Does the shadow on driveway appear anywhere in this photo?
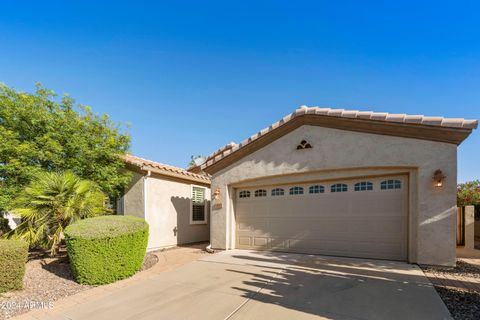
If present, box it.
[208,250,452,320]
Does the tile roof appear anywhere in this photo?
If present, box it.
[123,154,210,184]
[201,105,478,170]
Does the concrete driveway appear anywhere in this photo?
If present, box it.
[45,250,450,320]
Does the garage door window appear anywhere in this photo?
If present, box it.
[354,182,373,191]
[191,186,207,224]
[309,185,325,194]
[380,180,401,190]
[254,189,267,197]
[289,186,304,195]
[271,188,285,196]
[239,190,250,198]
[331,183,348,193]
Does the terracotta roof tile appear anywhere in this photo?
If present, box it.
[404,115,423,124]
[200,106,478,170]
[123,154,210,184]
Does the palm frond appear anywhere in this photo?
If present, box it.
[12,171,109,256]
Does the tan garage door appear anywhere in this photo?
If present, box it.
[235,176,408,261]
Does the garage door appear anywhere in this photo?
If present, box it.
[235,176,408,261]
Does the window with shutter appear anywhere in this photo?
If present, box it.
[191,186,207,224]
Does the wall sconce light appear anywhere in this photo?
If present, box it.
[213,188,221,201]
[212,188,222,210]
[432,169,446,188]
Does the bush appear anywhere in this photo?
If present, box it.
[0,239,28,292]
[457,180,480,206]
[65,215,148,285]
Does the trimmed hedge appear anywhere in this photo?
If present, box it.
[65,215,149,285]
[0,239,28,293]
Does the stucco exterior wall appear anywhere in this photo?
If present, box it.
[118,171,145,219]
[119,171,210,250]
[210,125,457,266]
[145,176,210,250]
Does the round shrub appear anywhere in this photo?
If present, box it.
[0,239,28,293]
[65,215,149,285]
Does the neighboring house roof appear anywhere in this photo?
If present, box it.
[123,154,211,185]
[201,105,478,174]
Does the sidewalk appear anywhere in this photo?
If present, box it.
[13,244,209,320]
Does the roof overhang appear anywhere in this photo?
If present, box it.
[122,154,211,186]
[202,111,477,175]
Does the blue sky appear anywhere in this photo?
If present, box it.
[0,1,479,182]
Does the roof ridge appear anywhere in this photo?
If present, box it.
[122,154,210,183]
[201,105,478,170]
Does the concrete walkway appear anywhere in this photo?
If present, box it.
[17,250,451,320]
[13,244,209,320]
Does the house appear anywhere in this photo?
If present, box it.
[197,106,478,266]
[118,154,211,251]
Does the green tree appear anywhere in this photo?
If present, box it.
[457,180,480,206]
[188,155,205,168]
[9,171,109,256]
[0,83,131,211]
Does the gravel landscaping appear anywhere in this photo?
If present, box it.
[0,251,158,320]
[434,286,480,320]
[422,260,480,279]
[421,260,480,320]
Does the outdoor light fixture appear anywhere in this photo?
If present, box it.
[432,169,446,188]
[212,188,222,210]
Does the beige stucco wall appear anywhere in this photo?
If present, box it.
[210,125,457,266]
[118,171,145,219]
[119,171,210,250]
[145,176,210,250]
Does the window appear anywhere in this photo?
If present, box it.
[354,181,373,191]
[254,189,267,197]
[309,185,325,194]
[331,183,348,193]
[239,190,250,198]
[289,186,304,195]
[191,186,207,224]
[380,179,401,190]
[271,188,285,196]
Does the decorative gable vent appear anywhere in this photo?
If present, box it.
[296,140,312,150]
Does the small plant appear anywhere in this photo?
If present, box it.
[9,171,109,256]
[65,215,148,285]
[0,239,28,293]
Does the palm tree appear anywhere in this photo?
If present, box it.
[8,171,109,256]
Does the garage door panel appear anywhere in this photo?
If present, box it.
[238,216,405,235]
[238,237,252,246]
[235,176,408,260]
[237,218,268,233]
[305,197,350,215]
[270,239,288,249]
